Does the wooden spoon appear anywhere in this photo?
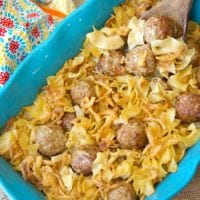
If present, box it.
[141,0,193,37]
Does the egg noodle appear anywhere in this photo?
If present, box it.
[0,0,200,199]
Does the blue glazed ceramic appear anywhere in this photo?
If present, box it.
[0,1,199,200]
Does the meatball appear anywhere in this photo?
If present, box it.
[144,16,182,43]
[62,112,76,131]
[35,125,66,157]
[107,182,137,200]
[175,93,200,123]
[70,81,95,106]
[117,119,147,149]
[125,45,155,76]
[96,51,125,76]
[136,1,152,18]
[71,145,97,176]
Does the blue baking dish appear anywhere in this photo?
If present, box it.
[0,0,199,200]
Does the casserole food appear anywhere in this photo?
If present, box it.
[0,0,200,200]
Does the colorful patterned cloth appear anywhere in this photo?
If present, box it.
[0,0,57,87]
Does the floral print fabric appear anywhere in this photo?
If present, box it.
[0,0,56,87]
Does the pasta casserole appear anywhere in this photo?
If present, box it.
[0,0,200,199]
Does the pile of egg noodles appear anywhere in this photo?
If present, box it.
[0,0,200,199]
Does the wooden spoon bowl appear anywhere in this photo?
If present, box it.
[141,0,193,37]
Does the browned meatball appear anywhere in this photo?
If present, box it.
[125,45,155,76]
[107,182,137,200]
[70,81,95,106]
[117,119,147,149]
[62,112,76,131]
[71,145,97,176]
[144,16,182,43]
[175,93,200,123]
[96,51,125,76]
[136,1,153,18]
[35,125,66,157]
